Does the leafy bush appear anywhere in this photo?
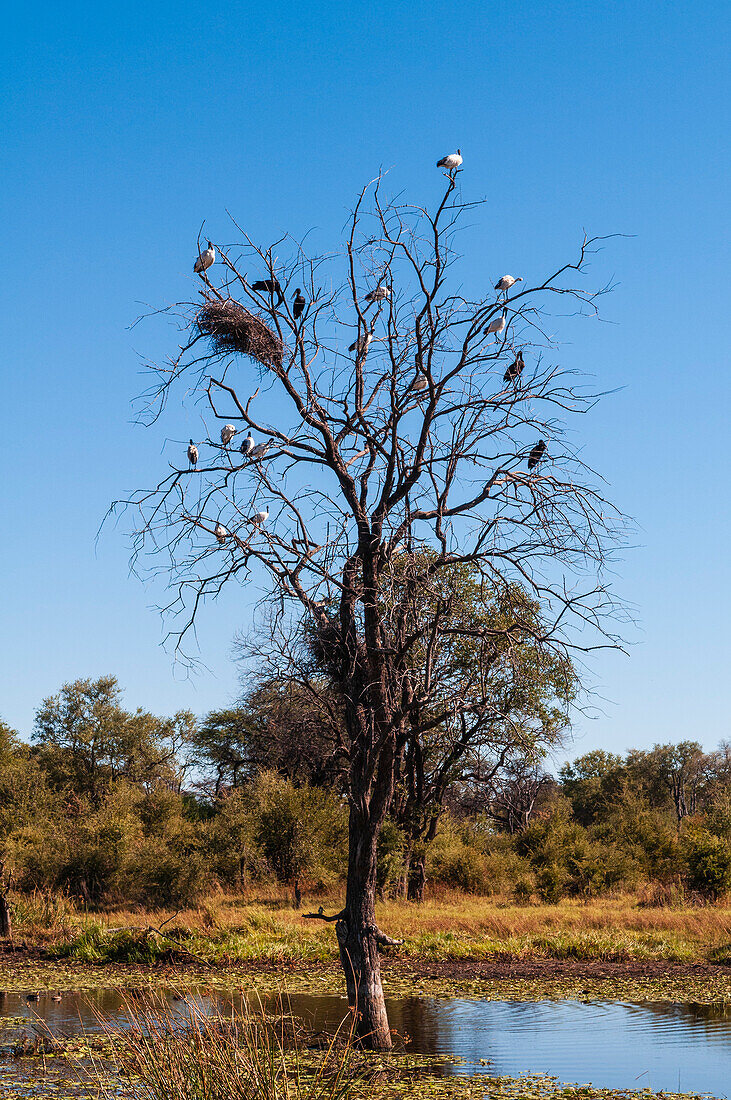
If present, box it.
[683,828,731,899]
[245,772,347,885]
[430,840,486,892]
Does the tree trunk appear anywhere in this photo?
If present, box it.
[407,856,426,903]
[0,892,11,939]
[337,810,392,1050]
[398,843,413,901]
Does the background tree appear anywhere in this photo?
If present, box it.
[33,677,191,804]
[385,565,576,899]
[116,167,624,1047]
[193,707,258,796]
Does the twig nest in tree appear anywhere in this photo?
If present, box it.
[195,298,283,369]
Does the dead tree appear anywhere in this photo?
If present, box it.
[114,167,626,1048]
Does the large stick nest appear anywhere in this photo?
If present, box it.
[195,298,283,369]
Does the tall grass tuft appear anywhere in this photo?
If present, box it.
[98,993,361,1100]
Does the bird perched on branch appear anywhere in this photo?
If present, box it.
[412,373,428,392]
[495,274,523,293]
[250,441,271,460]
[527,440,546,470]
[349,332,373,358]
[504,352,525,383]
[187,440,198,467]
[220,424,236,445]
[194,241,215,274]
[252,507,269,526]
[436,149,462,170]
[364,285,390,307]
[240,433,254,456]
[251,279,284,304]
[214,522,229,544]
[484,308,508,339]
[292,288,306,319]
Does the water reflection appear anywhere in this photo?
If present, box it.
[0,989,729,1097]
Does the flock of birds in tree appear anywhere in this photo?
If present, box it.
[189,149,547,546]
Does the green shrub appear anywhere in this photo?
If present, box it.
[513,877,534,904]
[245,772,347,885]
[683,828,731,900]
[376,819,406,897]
[430,842,486,892]
[535,863,566,903]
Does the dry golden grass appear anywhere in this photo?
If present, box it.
[40,887,731,964]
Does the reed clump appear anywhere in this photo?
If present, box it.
[102,993,361,1100]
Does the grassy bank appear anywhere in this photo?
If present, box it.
[3,888,731,1002]
[13,888,731,966]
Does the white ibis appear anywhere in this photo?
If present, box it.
[250,441,271,460]
[436,149,463,170]
[495,275,523,293]
[293,288,306,319]
[194,241,215,274]
[214,522,229,543]
[252,507,269,525]
[349,332,373,357]
[504,352,525,383]
[527,440,546,470]
[365,285,390,307]
[484,309,508,339]
[220,424,236,445]
[187,440,198,467]
[251,279,283,304]
[240,433,255,456]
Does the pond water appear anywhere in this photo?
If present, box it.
[1,989,730,1098]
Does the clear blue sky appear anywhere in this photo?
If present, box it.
[1,1,729,758]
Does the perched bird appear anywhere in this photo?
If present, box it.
[240,433,255,456]
[495,275,523,293]
[436,149,463,170]
[252,507,269,525]
[349,332,373,357]
[292,288,306,319]
[412,373,428,392]
[364,284,390,307]
[220,424,236,445]
[504,351,525,383]
[484,308,508,338]
[250,441,271,460]
[194,241,215,274]
[251,279,283,303]
[187,440,198,467]
[214,522,229,544]
[527,439,546,470]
